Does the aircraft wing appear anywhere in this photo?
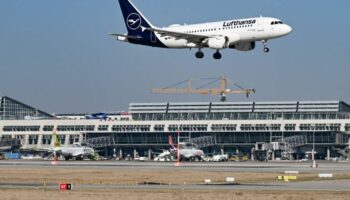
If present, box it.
[146,27,210,44]
[33,147,54,152]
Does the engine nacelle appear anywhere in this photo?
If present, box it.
[226,34,240,46]
[208,36,227,49]
[231,42,256,51]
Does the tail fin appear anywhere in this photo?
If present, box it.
[118,0,154,36]
[168,135,176,150]
[53,129,60,148]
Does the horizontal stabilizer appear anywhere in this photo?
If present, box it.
[108,33,141,40]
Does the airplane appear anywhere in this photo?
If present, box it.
[154,136,204,161]
[24,116,45,120]
[50,130,95,160]
[168,135,204,161]
[110,0,292,59]
[0,138,21,152]
[85,112,109,120]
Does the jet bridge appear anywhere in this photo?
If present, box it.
[254,136,307,160]
[86,136,115,149]
[190,136,216,148]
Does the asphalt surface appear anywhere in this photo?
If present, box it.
[0,160,349,173]
[0,160,349,191]
[0,180,350,191]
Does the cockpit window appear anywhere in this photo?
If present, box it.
[271,21,283,25]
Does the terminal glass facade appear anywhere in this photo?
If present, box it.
[129,101,350,121]
[0,96,54,120]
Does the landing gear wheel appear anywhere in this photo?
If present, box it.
[195,51,204,59]
[213,51,222,60]
[262,40,269,53]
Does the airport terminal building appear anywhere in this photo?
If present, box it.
[1,95,350,160]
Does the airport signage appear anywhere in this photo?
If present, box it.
[318,173,333,178]
[284,171,299,174]
[204,179,211,184]
[59,183,73,191]
[277,176,297,181]
[226,177,235,183]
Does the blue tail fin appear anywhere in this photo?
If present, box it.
[118,0,154,36]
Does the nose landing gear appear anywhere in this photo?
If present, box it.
[262,40,270,53]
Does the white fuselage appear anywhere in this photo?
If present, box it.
[53,144,94,159]
[157,17,292,49]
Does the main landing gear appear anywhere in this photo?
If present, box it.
[195,50,204,59]
[262,40,270,53]
[195,49,222,60]
[213,50,222,60]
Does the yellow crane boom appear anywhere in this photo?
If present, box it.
[152,76,255,101]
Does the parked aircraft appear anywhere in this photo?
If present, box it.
[168,135,204,161]
[50,130,95,160]
[85,112,109,120]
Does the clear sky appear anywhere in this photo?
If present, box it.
[0,0,349,114]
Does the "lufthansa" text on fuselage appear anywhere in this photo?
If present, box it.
[223,19,256,27]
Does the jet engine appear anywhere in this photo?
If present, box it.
[231,42,256,51]
[226,34,240,46]
[207,36,227,49]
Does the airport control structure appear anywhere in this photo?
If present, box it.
[1,95,350,160]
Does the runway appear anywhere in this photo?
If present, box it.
[0,180,350,191]
[0,160,349,173]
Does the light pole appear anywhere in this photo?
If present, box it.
[175,132,180,166]
[311,125,317,168]
[312,131,315,161]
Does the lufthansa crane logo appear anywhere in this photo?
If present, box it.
[126,13,142,30]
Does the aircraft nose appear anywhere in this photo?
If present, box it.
[286,25,292,34]
[283,25,292,35]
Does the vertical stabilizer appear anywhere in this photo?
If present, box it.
[118,0,154,36]
[53,129,60,148]
[168,135,176,150]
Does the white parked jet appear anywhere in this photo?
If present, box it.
[53,142,95,160]
[154,135,204,161]
[49,131,95,160]
[168,135,204,161]
[111,0,292,59]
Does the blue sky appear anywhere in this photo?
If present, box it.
[0,0,350,113]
